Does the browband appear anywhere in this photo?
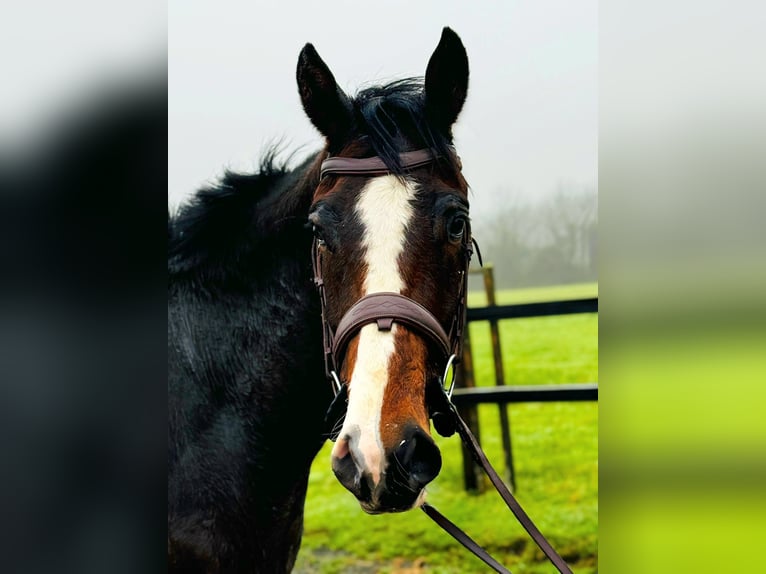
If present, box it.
[320,146,459,179]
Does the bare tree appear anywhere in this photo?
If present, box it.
[473,184,597,288]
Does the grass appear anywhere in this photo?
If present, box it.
[294,283,598,573]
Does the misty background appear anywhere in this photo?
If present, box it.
[169,0,597,289]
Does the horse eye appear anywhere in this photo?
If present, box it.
[448,217,466,241]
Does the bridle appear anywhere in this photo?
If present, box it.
[311,147,574,574]
[312,146,470,424]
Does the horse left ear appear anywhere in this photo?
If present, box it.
[424,27,469,132]
[297,43,354,143]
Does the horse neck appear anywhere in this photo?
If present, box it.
[168,149,332,573]
[169,146,331,434]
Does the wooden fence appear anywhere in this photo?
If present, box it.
[453,266,598,492]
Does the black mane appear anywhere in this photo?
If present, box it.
[168,149,317,277]
[353,78,459,175]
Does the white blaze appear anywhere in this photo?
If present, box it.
[331,175,417,485]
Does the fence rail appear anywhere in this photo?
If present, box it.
[451,382,598,406]
[466,297,598,322]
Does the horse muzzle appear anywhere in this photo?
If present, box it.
[331,424,442,513]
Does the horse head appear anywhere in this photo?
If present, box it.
[298,28,471,513]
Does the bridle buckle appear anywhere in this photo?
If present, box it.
[442,353,458,400]
[329,370,342,395]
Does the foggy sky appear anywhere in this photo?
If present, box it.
[168,0,597,218]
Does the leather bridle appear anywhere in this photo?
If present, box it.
[312,146,470,406]
[311,147,573,574]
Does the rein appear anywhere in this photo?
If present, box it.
[312,147,573,574]
[421,384,575,574]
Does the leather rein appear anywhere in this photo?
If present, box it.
[311,147,573,574]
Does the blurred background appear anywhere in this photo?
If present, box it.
[0,2,166,574]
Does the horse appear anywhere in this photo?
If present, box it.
[168,27,471,572]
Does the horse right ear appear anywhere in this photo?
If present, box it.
[297,44,353,143]
[424,27,469,132]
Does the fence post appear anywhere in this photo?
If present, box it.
[456,321,485,492]
[482,264,516,492]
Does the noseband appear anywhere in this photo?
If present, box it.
[310,147,573,574]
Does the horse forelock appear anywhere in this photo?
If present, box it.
[353,79,460,178]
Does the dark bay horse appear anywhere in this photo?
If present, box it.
[168,28,471,572]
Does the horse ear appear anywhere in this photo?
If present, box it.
[297,43,353,143]
[424,27,469,131]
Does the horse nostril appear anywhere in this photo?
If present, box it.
[332,450,358,487]
[331,436,359,488]
[394,426,442,487]
[333,436,350,459]
[331,432,378,504]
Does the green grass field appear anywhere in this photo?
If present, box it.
[294,283,598,573]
